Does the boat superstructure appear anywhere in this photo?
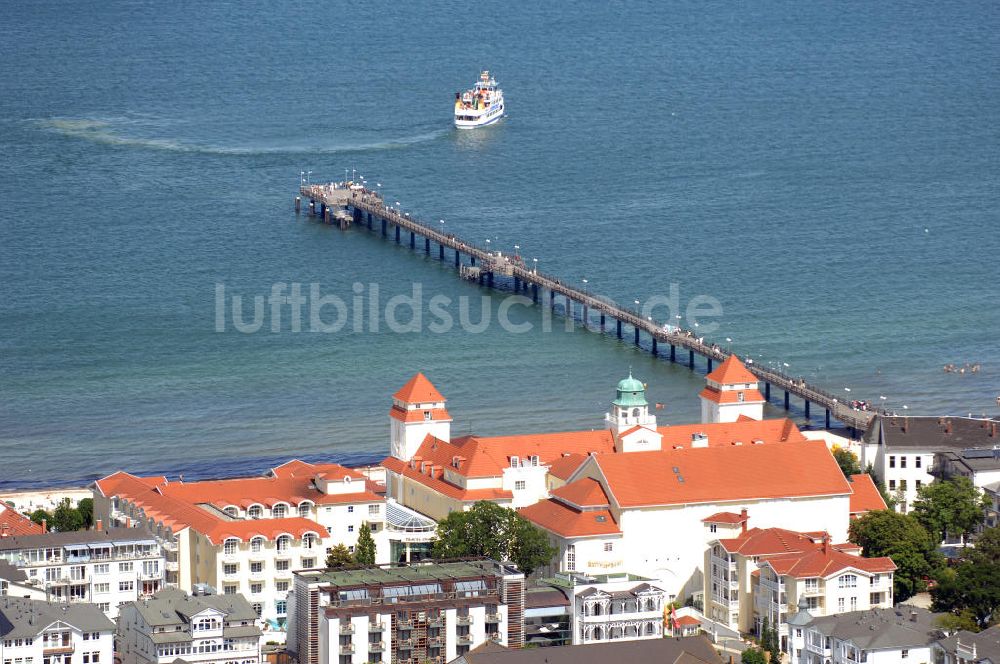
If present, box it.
[454,70,505,128]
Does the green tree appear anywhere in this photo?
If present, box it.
[325,544,354,569]
[833,448,862,478]
[849,509,942,601]
[29,509,51,527]
[77,498,94,529]
[432,501,557,575]
[354,523,376,565]
[912,477,989,543]
[51,498,83,532]
[742,648,767,664]
[932,526,1000,628]
[935,609,981,633]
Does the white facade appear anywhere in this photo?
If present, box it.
[0,599,114,664]
[565,576,667,645]
[0,530,164,619]
[863,447,936,514]
[389,398,451,463]
[700,380,764,424]
[790,624,932,664]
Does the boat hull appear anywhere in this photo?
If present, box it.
[454,105,505,129]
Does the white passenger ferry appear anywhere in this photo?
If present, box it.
[454,71,505,128]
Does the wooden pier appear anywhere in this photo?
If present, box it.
[298,183,876,433]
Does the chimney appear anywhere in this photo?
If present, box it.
[95,519,103,532]
[902,418,909,433]
[1,524,9,538]
[41,519,47,534]
[910,611,918,622]
[741,509,748,535]
[822,532,829,555]
[945,419,953,434]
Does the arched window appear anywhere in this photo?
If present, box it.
[302,533,317,550]
[195,617,219,631]
[250,537,265,553]
[298,502,312,518]
[632,408,640,417]
[645,622,655,635]
[223,538,240,555]
[272,504,288,519]
[276,535,292,552]
[247,505,263,520]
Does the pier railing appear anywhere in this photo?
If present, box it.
[300,185,875,432]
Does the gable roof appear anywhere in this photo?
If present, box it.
[550,478,610,509]
[0,504,44,537]
[702,511,747,525]
[848,473,888,516]
[656,418,805,448]
[547,453,589,481]
[762,546,896,578]
[0,596,114,639]
[518,500,620,539]
[593,440,852,508]
[393,372,445,403]
[705,355,758,385]
[717,527,821,556]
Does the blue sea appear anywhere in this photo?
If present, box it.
[1,0,998,490]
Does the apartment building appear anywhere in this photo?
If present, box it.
[291,559,525,664]
[862,415,999,513]
[116,587,263,664]
[93,460,387,639]
[0,596,114,664]
[0,527,164,618]
[556,573,667,645]
[787,606,943,664]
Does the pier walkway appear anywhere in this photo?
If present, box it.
[298,183,875,433]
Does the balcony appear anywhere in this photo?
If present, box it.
[428,636,444,647]
[339,623,354,635]
[457,634,474,645]
[43,645,74,655]
[485,611,501,623]
[428,616,444,627]
[161,540,178,552]
[398,638,414,649]
[456,615,474,626]
[165,560,179,572]
[338,644,354,655]
[368,641,384,653]
[368,622,385,632]
[396,619,413,629]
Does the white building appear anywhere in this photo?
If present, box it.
[787,606,943,664]
[545,572,667,645]
[0,527,164,619]
[292,559,525,664]
[0,596,115,664]
[116,587,262,664]
[93,460,388,639]
[699,355,766,424]
[932,624,1000,664]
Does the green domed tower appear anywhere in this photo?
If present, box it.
[605,370,657,435]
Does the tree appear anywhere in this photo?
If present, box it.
[932,526,1000,628]
[833,448,862,478]
[865,464,896,510]
[354,523,376,565]
[29,509,51,527]
[742,648,767,664]
[432,501,557,575]
[51,498,83,532]
[325,544,354,569]
[912,477,989,543]
[935,609,981,633]
[77,498,94,529]
[849,509,942,601]
[761,615,780,658]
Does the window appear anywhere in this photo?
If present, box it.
[902,650,909,659]
[889,456,896,468]
[276,600,287,615]
[194,618,219,631]
[368,504,380,515]
[276,559,290,571]
[302,558,315,568]
[250,562,263,574]
[510,456,519,468]
[93,564,109,575]
[272,504,287,519]
[276,581,289,592]
[298,502,312,518]
[566,545,576,572]
[804,578,819,592]
[223,564,238,576]
[250,583,263,595]
[251,603,262,617]
[223,538,239,555]
[900,456,907,469]
[710,524,717,533]
[915,456,922,469]
[247,505,263,519]
[871,574,880,585]
[302,533,317,549]
[738,391,745,402]
[348,506,354,513]
[348,526,354,533]
[889,480,896,491]
[838,574,857,588]
[423,411,431,421]
[251,537,264,553]
[850,596,857,610]
[118,562,133,573]
[900,480,907,491]
[276,535,291,552]
[223,506,238,517]
[94,583,109,594]
[119,581,134,592]
[603,542,613,552]
[224,585,238,595]
[916,480,922,490]
[838,597,845,612]
[515,481,526,491]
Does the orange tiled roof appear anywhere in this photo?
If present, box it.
[848,473,888,515]
[718,527,820,556]
[656,418,804,448]
[0,504,45,536]
[208,517,325,543]
[393,373,445,403]
[519,500,620,538]
[381,456,513,503]
[389,406,452,423]
[698,387,766,405]
[547,453,589,481]
[702,511,747,524]
[551,478,611,508]
[594,440,851,507]
[705,355,758,385]
[157,473,381,509]
[763,547,896,578]
[675,615,700,626]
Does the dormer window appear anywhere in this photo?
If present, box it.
[272,504,288,519]
[510,456,519,468]
[423,411,431,421]
[738,391,745,402]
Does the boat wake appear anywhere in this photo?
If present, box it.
[35,117,447,155]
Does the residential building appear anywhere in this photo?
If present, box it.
[521,436,855,601]
[451,634,725,664]
[787,606,943,664]
[0,595,114,664]
[0,561,44,600]
[521,585,571,647]
[542,572,667,645]
[383,365,810,522]
[0,506,44,538]
[116,587,263,664]
[291,559,525,664]
[92,460,387,638]
[0,527,164,618]
[932,624,1000,664]
[861,415,1000,513]
[704,515,894,649]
